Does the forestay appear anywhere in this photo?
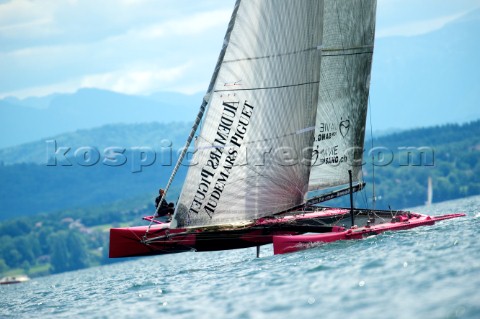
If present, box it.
[308,0,377,191]
[172,0,325,228]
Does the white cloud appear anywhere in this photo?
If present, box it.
[0,0,58,40]
[2,7,230,64]
[0,0,233,47]
[376,11,471,38]
[0,1,233,98]
[0,62,193,98]
[0,80,79,98]
[0,18,52,34]
[0,0,50,25]
[4,0,475,99]
[80,63,192,95]
[115,9,231,40]
[147,9,230,37]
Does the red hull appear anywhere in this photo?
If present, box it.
[273,213,466,255]
[109,209,349,258]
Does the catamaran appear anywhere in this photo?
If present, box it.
[109,0,463,258]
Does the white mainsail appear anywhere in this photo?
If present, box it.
[308,0,377,190]
[172,0,325,228]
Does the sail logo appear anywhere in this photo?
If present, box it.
[312,145,348,166]
[315,122,338,142]
[339,118,351,138]
[318,122,337,133]
[316,131,337,142]
[187,100,254,219]
[223,80,242,87]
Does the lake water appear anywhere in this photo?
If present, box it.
[2,196,480,319]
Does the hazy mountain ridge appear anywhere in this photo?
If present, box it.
[0,89,203,148]
[0,159,187,221]
[370,120,480,148]
[0,122,193,165]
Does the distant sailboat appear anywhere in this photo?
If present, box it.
[426,176,433,206]
[109,0,463,258]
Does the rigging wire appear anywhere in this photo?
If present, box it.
[369,98,376,210]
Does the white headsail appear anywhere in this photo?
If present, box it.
[172,0,325,228]
[308,0,377,191]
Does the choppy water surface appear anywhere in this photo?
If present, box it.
[2,196,480,319]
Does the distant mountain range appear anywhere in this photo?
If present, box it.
[1,9,479,150]
[0,89,203,148]
[0,122,192,165]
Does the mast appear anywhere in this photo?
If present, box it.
[349,170,355,226]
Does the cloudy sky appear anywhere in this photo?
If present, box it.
[1,0,479,98]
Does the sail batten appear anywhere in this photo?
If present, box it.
[214,80,321,93]
[223,47,320,64]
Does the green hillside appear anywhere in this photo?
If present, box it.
[0,121,192,165]
[0,122,192,220]
[0,200,152,277]
[0,161,186,220]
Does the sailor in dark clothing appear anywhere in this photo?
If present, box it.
[155,189,174,220]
